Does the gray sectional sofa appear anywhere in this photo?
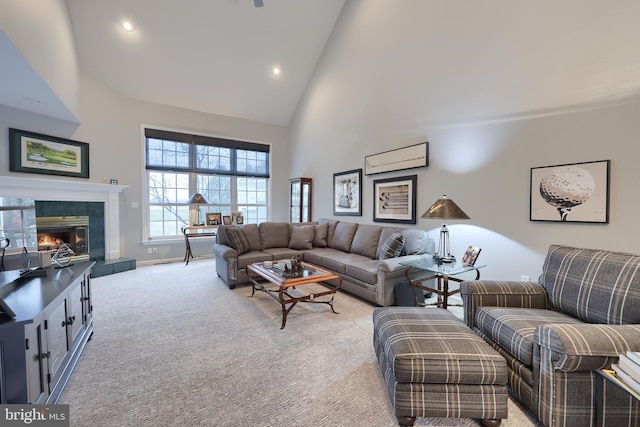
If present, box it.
[212,219,435,306]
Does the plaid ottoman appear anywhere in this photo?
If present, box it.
[373,307,508,427]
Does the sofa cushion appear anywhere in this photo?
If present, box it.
[313,223,329,247]
[378,231,405,260]
[241,223,262,252]
[301,247,339,266]
[350,224,382,259]
[401,229,432,255]
[329,222,358,252]
[263,248,304,260]
[288,225,315,250]
[541,245,640,324]
[345,260,379,285]
[322,252,371,274]
[225,227,251,255]
[475,307,582,367]
[259,222,290,249]
[237,251,273,269]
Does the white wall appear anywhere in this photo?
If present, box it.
[3,1,640,272]
[0,68,290,262]
[290,1,640,281]
[0,0,79,120]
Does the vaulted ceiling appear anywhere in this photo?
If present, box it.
[2,1,640,127]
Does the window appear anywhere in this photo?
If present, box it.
[0,197,37,253]
[145,129,270,238]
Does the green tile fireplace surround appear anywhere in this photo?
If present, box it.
[35,201,135,277]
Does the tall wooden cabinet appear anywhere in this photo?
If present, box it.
[0,262,94,404]
[289,177,312,223]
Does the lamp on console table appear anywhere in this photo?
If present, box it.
[187,193,209,226]
[421,195,469,263]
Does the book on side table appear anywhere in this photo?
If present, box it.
[611,351,640,395]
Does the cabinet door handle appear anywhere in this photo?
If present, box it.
[41,351,51,360]
[62,316,76,327]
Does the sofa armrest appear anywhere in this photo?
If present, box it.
[535,323,640,372]
[377,254,424,274]
[213,243,238,260]
[461,280,548,329]
[375,255,437,306]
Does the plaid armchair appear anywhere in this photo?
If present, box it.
[461,245,640,427]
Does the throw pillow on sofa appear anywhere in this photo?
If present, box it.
[288,225,315,250]
[378,231,405,259]
[225,227,251,255]
[401,229,431,255]
[313,223,328,247]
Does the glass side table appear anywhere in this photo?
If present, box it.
[399,256,486,309]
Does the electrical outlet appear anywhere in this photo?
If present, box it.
[152,247,158,254]
[147,248,152,254]
[521,275,530,282]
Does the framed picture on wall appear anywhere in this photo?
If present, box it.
[364,142,428,175]
[9,128,90,179]
[530,160,610,223]
[373,175,417,224]
[333,168,362,216]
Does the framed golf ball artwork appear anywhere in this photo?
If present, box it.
[530,160,610,223]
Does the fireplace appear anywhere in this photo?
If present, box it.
[36,216,91,264]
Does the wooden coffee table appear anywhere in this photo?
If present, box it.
[246,261,341,329]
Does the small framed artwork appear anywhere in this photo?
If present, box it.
[9,128,90,178]
[223,215,232,225]
[333,168,362,216]
[231,211,242,224]
[530,160,610,223]
[236,216,244,224]
[373,175,417,224]
[461,246,481,266]
[206,212,222,226]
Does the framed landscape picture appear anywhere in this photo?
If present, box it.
[373,175,417,224]
[333,168,362,216]
[9,128,90,178]
[530,160,610,223]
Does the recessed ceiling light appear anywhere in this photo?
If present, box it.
[122,21,134,32]
[272,66,281,76]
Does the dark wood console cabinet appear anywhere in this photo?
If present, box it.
[0,262,94,404]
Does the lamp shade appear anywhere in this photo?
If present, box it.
[421,195,469,220]
[187,193,208,204]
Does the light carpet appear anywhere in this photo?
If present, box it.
[58,259,541,426]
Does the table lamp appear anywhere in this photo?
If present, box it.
[187,193,208,225]
[421,195,469,263]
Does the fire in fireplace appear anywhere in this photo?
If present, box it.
[36,216,90,264]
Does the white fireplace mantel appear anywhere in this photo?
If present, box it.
[0,176,127,260]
